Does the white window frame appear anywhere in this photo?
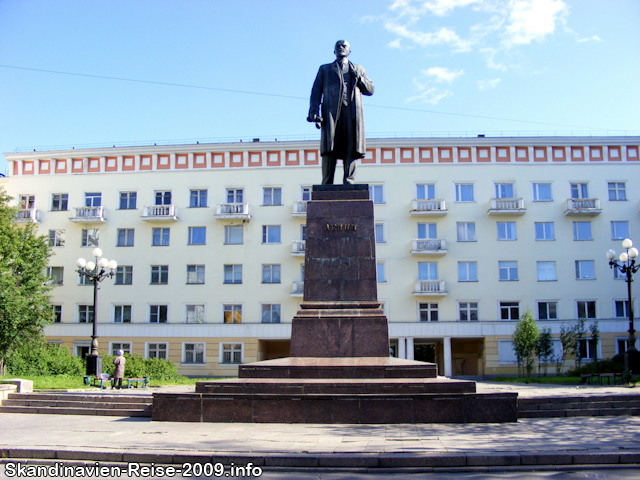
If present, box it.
[570,182,589,199]
[262,225,281,244]
[114,266,133,285]
[219,342,243,365]
[418,302,439,322]
[577,338,601,362]
[51,193,69,211]
[607,182,626,201]
[84,192,102,207]
[417,223,437,240]
[458,301,479,322]
[458,262,478,282]
[611,221,630,240]
[222,304,243,324]
[262,186,283,206]
[456,222,476,242]
[152,227,170,246]
[537,261,557,282]
[184,304,205,324]
[497,222,517,241]
[455,183,475,202]
[119,191,137,210]
[116,228,135,247]
[186,265,205,284]
[613,299,638,319]
[183,342,206,365]
[224,225,243,245]
[187,226,206,245]
[300,186,312,201]
[534,222,555,241]
[418,262,438,281]
[532,183,553,202]
[149,304,169,324]
[416,183,435,200]
[261,303,282,323]
[499,301,520,321]
[81,228,99,247]
[46,266,64,286]
[112,304,132,324]
[145,342,168,360]
[537,301,559,321]
[150,265,169,284]
[226,188,244,204]
[375,221,387,244]
[573,221,592,241]
[262,264,281,284]
[369,184,386,204]
[377,260,388,283]
[155,190,172,206]
[223,264,243,284]
[498,340,518,365]
[52,304,62,323]
[189,189,208,208]
[494,183,515,199]
[499,261,518,281]
[576,300,597,320]
[109,342,131,356]
[615,337,640,355]
[77,304,94,324]
[575,260,595,280]
[48,229,65,247]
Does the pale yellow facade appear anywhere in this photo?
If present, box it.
[2,136,638,377]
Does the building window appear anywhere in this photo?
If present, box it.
[220,343,242,364]
[575,261,595,280]
[85,192,102,207]
[261,304,281,323]
[416,184,435,200]
[113,305,132,323]
[187,265,205,284]
[117,228,134,247]
[537,261,557,281]
[52,305,62,323]
[223,304,242,324]
[155,190,172,205]
[224,225,243,245]
[495,183,514,198]
[301,186,312,201]
[262,225,281,244]
[78,271,91,286]
[578,339,597,361]
[369,184,385,204]
[532,183,552,201]
[377,261,387,283]
[151,266,169,284]
[119,192,137,210]
[262,264,281,284]
[616,338,640,355]
[535,222,555,241]
[418,223,437,239]
[455,183,474,202]
[78,305,94,323]
[456,222,476,242]
[419,303,439,322]
[46,267,64,286]
[149,305,168,323]
[48,229,65,247]
[573,221,592,241]
[189,189,208,208]
[614,300,635,319]
[188,227,206,245]
[51,193,68,211]
[614,268,625,280]
[110,343,131,356]
[500,302,519,321]
[459,302,478,321]
[499,261,518,281]
[608,182,626,201]
[81,229,99,247]
[458,262,477,282]
[185,305,205,324]
[147,343,167,360]
[19,194,35,209]
[226,188,243,203]
[114,266,133,285]
[152,228,170,246]
[538,301,558,321]
[184,343,205,364]
[611,221,629,240]
[570,183,588,199]
[374,222,387,243]
[577,300,596,319]
[224,265,242,284]
[497,222,516,241]
[418,262,438,280]
[263,187,282,206]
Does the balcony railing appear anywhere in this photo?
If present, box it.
[292,201,307,217]
[291,240,306,256]
[214,203,251,220]
[564,198,602,216]
[488,198,526,215]
[410,199,447,216]
[413,280,447,296]
[69,206,105,223]
[141,204,178,221]
[291,281,304,297]
[15,208,39,223]
[411,239,447,255]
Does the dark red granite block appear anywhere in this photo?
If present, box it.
[312,184,369,201]
[413,396,466,423]
[465,394,518,423]
[202,397,252,422]
[252,397,305,423]
[301,398,334,423]
[333,398,361,423]
[152,394,201,422]
[360,397,414,424]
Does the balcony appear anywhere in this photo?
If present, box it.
[291,281,304,297]
[413,280,447,296]
[487,198,526,215]
[291,240,306,256]
[410,239,447,255]
[214,203,251,220]
[410,199,447,216]
[292,201,307,217]
[15,208,39,223]
[564,198,602,216]
[69,206,105,223]
[141,205,178,221]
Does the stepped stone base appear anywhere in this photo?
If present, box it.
[0,393,152,417]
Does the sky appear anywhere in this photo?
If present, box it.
[1,0,639,174]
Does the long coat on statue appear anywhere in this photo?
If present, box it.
[308,61,374,158]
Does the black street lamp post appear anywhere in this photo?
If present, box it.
[76,248,117,376]
[607,238,639,375]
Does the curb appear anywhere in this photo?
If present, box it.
[2,448,640,470]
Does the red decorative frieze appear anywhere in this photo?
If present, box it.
[496,147,510,162]
[22,161,34,174]
[193,153,206,168]
[627,146,639,161]
[458,147,472,163]
[105,156,118,171]
[400,148,414,163]
[419,147,433,163]
[607,146,621,161]
[362,148,376,164]
[552,146,566,162]
[381,148,395,163]
[285,151,300,166]
[570,147,584,162]
[175,154,189,169]
[515,147,529,162]
[38,159,50,174]
[157,155,170,170]
[533,147,547,162]
[248,152,262,167]
[477,147,491,162]
[55,159,67,173]
[122,156,135,171]
[211,153,225,168]
[304,150,320,165]
[266,151,281,166]
[139,155,152,170]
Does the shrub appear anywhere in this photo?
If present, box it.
[568,358,624,376]
[5,337,84,376]
[100,352,180,381]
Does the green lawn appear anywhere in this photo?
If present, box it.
[0,375,222,390]
[490,376,581,385]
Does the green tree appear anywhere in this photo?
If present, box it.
[558,323,575,373]
[536,327,554,376]
[512,308,539,377]
[573,318,587,370]
[0,187,53,375]
[590,321,600,363]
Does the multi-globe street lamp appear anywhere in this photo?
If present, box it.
[607,238,639,375]
[76,248,118,376]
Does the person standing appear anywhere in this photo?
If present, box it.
[308,40,374,185]
[112,349,126,390]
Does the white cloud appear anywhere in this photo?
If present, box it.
[425,67,465,83]
[407,87,453,104]
[477,78,501,90]
[390,0,482,17]
[577,35,601,43]
[502,0,569,47]
[384,21,473,52]
[388,38,403,49]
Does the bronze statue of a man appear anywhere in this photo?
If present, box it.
[308,40,374,185]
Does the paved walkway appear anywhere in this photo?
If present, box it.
[1,381,639,471]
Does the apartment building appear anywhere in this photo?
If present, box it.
[2,135,638,377]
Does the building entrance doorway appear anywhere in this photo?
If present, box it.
[414,344,436,363]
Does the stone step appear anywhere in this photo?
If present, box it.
[519,407,640,418]
[1,393,152,417]
[517,395,640,418]
[2,399,151,410]
[8,393,152,403]
[0,405,151,416]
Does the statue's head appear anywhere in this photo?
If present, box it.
[334,40,351,59]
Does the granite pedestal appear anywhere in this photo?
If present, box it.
[153,185,517,423]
